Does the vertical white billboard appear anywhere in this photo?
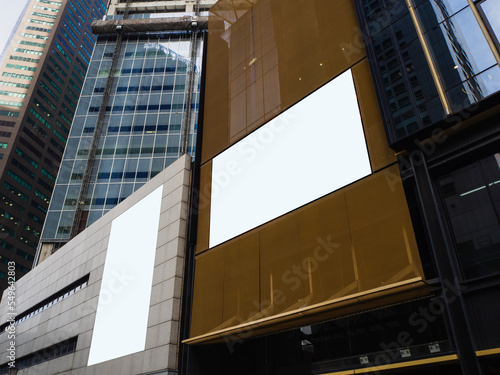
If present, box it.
[88,186,163,366]
[210,69,371,248]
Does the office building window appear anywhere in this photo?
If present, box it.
[15,148,39,169]
[24,25,52,33]
[5,63,36,72]
[357,0,500,143]
[0,337,77,374]
[0,80,30,89]
[42,32,202,240]
[0,100,22,108]
[9,55,40,63]
[2,72,33,80]
[0,90,27,98]
[36,0,62,6]
[27,18,54,26]
[33,5,60,12]
[478,0,500,47]
[0,120,15,127]
[438,153,500,279]
[13,48,43,56]
[20,32,49,40]
[30,11,57,19]
[0,110,19,117]
[7,170,32,190]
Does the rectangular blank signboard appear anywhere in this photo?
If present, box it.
[88,187,163,366]
[210,69,371,248]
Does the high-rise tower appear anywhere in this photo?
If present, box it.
[0,0,108,292]
[36,0,216,264]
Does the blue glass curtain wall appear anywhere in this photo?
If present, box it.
[41,32,203,240]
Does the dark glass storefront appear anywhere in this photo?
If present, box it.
[437,152,500,280]
[187,298,454,375]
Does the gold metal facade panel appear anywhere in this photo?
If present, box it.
[191,232,261,338]
[222,233,260,325]
[351,60,397,171]
[190,166,425,339]
[201,0,366,163]
[191,0,426,342]
[259,215,308,316]
[344,165,424,291]
[297,195,356,306]
[201,15,229,163]
[274,0,366,110]
[190,247,225,337]
[196,161,212,253]
[186,278,427,344]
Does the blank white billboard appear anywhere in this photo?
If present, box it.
[210,69,371,248]
[88,186,163,366]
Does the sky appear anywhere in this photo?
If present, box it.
[0,0,29,54]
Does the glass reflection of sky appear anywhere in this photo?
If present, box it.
[451,8,496,72]
[476,65,500,96]
[437,0,468,17]
[481,0,500,43]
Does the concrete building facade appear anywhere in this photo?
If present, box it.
[0,155,191,375]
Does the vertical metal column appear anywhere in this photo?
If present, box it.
[181,29,199,155]
[181,0,201,155]
[405,0,452,115]
[410,151,483,375]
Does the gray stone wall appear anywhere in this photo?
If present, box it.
[0,155,191,375]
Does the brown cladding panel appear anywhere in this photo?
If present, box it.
[275,0,366,111]
[191,0,426,344]
[297,193,357,306]
[222,232,260,326]
[345,165,423,291]
[351,59,397,171]
[190,167,426,340]
[259,214,308,317]
[201,0,367,163]
[196,161,212,254]
[201,16,229,163]
[190,247,224,337]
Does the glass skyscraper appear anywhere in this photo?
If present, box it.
[358,0,500,142]
[0,0,107,292]
[37,0,213,263]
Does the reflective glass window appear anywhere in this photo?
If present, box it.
[64,184,80,209]
[110,159,124,181]
[43,32,203,240]
[105,184,120,208]
[124,158,138,181]
[438,153,500,279]
[479,0,500,47]
[136,159,150,181]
